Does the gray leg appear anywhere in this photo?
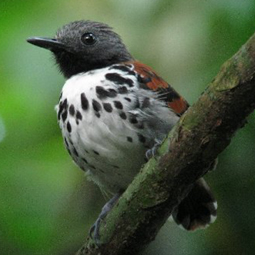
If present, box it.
[89,192,122,245]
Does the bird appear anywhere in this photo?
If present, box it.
[27,20,217,243]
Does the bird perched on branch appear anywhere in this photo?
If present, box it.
[27,20,217,243]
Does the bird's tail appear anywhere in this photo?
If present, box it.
[172,178,217,230]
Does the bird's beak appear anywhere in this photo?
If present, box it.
[27,37,67,51]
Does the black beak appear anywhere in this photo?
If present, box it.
[27,37,67,51]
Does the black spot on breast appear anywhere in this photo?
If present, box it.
[58,100,62,111]
[61,111,68,122]
[141,97,150,108]
[119,112,127,120]
[67,148,71,156]
[105,73,134,87]
[95,112,101,118]
[96,86,109,99]
[73,147,79,157]
[81,93,89,110]
[93,150,100,155]
[64,138,69,148]
[57,111,61,120]
[124,97,131,102]
[127,136,133,142]
[138,134,146,143]
[92,99,102,112]
[103,103,113,112]
[67,121,72,133]
[69,104,75,116]
[112,165,120,169]
[96,86,121,99]
[62,99,68,109]
[89,164,96,170]
[76,110,82,120]
[129,116,138,124]
[107,89,117,98]
[58,99,68,120]
[118,86,128,94]
[82,157,88,164]
[114,101,123,110]
[134,98,140,108]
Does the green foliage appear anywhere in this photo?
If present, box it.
[0,0,255,254]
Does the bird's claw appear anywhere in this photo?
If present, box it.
[146,138,163,159]
[89,192,121,246]
[89,218,102,246]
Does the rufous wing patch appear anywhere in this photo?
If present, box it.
[168,97,188,115]
[131,61,189,115]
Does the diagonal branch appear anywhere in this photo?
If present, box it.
[75,32,255,255]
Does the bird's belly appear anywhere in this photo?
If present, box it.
[62,111,147,193]
[56,73,149,194]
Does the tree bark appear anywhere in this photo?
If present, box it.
[75,32,255,255]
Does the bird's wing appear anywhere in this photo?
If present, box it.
[132,61,189,116]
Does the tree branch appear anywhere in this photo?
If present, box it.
[75,32,255,255]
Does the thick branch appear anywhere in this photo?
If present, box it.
[75,32,255,255]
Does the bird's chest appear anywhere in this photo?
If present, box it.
[56,70,149,193]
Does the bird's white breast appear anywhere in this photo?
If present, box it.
[56,67,148,194]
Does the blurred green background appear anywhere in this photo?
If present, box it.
[1,0,255,254]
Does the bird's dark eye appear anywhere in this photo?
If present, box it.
[81,32,97,45]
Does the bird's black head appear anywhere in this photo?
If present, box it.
[27,20,133,78]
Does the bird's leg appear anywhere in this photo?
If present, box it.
[145,138,164,159]
[89,192,122,245]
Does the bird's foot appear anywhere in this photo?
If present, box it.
[89,192,122,246]
[145,138,164,159]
